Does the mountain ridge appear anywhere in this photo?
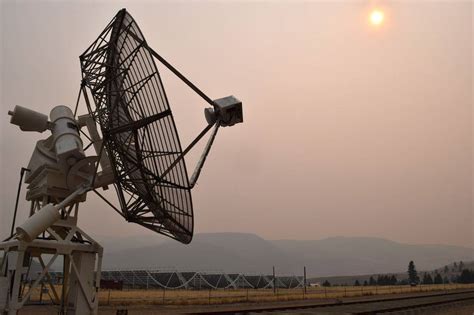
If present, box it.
[101,232,474,277]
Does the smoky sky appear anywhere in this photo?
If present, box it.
[0,1,472,248]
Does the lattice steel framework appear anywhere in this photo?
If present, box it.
[80,9,193,243]
[49,270,305,290]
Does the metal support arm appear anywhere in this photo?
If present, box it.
[125,29,216,108]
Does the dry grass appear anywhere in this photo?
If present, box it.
[24,283,474,306]
[97,283,474,306]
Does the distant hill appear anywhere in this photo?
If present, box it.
[271,237,473,276]
[103,233,292,272]
[102,233,474,277]
[96,234,166,253]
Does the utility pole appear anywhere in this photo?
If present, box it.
[273,266,276,294]
[304,266,307,295]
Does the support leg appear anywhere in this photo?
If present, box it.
[62,255,70,315]
[8,250,25,315]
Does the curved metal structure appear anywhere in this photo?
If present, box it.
[80,9,193,243]
[49,270,304,290]
[99,270,304,290]
[1,8,242,315]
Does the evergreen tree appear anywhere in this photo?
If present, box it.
[408,261,418,285]
[422,273,433,285]
[354,280,360,286]
[390,275,398,285]
[458,269,473,284]
[322,280,331,287]
[453,262,458,272]
[434,273,443,284]
[376,275,384,285]
[444,265,449,274]
[459,261,464,272]
[369,276,376,286]
[363,280,368,286]
[374,275,398,286]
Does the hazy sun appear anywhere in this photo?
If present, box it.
[370,10,384,26]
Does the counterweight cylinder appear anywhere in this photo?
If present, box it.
[16,204,60,242]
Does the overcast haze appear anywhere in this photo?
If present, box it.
[0,1,472,248]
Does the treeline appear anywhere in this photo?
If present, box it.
[322,275,399,287]
[412,269,474,284]
[439,261,467,274]
[319,259,474,287]
[418,272,443,285]
[322,270,473,287]
[407,260,472,285]
[353,275,398,286]
[457,269,474,284]
[372,275,397,285]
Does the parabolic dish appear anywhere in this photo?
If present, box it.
[80,9,193,243]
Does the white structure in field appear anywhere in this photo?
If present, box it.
[0,105,112,315]
[0,8,242,315]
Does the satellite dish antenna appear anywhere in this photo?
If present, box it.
[0,9,242,315]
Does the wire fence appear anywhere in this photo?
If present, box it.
[97,283,474,306]
[24,283,474,306]
[30,269,474,307]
